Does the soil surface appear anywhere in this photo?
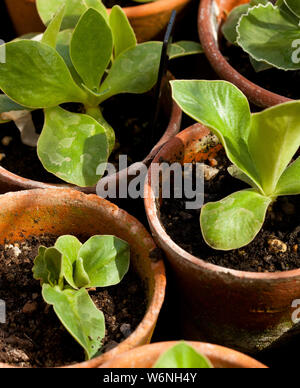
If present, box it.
[160,141,300,272]
[103,0,141,7]
[0,235,146,367]
[221,40,300,100]
[0,92,167,184]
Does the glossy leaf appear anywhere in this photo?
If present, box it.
[275,157,300,196]
[285,0,300,17]
[55,235,82,289]
[153,342,213,368]
[37,0,87,29]
[109,6,136,58]
[237,2,300,70]
[70,8,113,90]
[37,106,109,187]
[77,235,130,287]
[171,80,262,191]
[248,101,300,195]
[99,42,162,102]
[222,3,250,44]
[74,257,91,288]
[201,190,272,250]
[42,285,105,360]
[168,41,203,59]
[42,5,65,48]
[0,40,87,108]
[56,30,83,86]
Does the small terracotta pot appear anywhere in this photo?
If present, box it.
[5,0,193,42]
[0,73,181,196]
[100,341,267,368]
[144,123,300,354]
[198,0,291,108]
[0,188,166,368]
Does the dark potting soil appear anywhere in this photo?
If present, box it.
[160,145,300,273]
[0,93,166,184]
[0,234,146,367]
[221,40,300,100]
[103,0,139,7]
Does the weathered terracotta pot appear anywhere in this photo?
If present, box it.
[5,0,193,42]
[144,123,300,355]
[100,341,267,368]
[0,73,181,196]
[0,188,166,368]
[198,0,291,107]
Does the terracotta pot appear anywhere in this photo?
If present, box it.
[0,188,166,368]
[100,341,267,368]
[0,72,181,196]
[144,123,300,355]
[5,0,193,42]
[198,0,291,108]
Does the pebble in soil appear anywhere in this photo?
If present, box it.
[0,235,146,367]
[160,142,300,273]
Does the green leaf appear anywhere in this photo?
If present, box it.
[237,2,300,70]
[284,0,300,17]
[33,246,48,284]
[171,80,262,192]
[56,30,83,86]
[77,235,130,288]
[37,0,87,29]
[44,247,64,287]
[248,101,300,195]
[153,342,213,368]
[42,285,105,360]
[168,41,203,59]
[249,56,273,72]
[99,42,162,102]
[200,190,272,250]
[228,164,261,191]
[74,257,91,288]
[42,5,65,48]
[84,0,108,22]
[55,235,82,289]
[222,3,250,44]
[275,157,300,196]
[0,40,87,108]
[70,8,113,91]
[37,106,109,187]
[109,6,137,58]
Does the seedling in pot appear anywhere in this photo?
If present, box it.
[153,342,213,368]
[0,3,202,187]
[222,0,300,72]
[33,234,130,360]
[171,80,300,250]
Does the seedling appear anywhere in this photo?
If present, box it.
[0,3,202,187]
[171,80,300,250]
[222,0,300,72]
[153,342,213,368]
[33,234,130,360]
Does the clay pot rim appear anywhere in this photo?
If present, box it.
[0,188,166,368]
[197,0,292,108]
[100,340,267,368]
[144,123,300,280]
[111,0,192,18]
[0,72,181,193]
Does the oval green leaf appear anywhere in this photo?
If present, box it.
[37,106,109,187]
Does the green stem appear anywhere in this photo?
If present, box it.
[84,105,115,154]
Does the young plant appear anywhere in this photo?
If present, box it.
[153,342,213,368]
[171,80,300,250]
[33,234,130,360]
[222,0,300,72]
[0,3,202,187]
